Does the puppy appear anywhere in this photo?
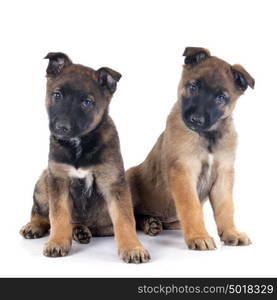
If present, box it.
[127,47,254,250]
[20,52,150,263]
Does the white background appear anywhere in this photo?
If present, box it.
[0,0,276,277]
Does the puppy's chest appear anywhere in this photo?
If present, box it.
[68,168,94,192]
[197,153,216,201]
[68,167,104,223]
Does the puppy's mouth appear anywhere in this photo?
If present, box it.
[186,123,199,132]
[50,125,79,141]
[184,120,209,133]
[50,129,79,141]
[186,123,216,133]
[51,128,91,141]
[52,133,74,141]
[55,135,70,140]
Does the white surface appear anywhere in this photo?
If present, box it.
[0,0,277,277]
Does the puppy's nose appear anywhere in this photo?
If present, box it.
[55,121,71,133]
[190,114,205,126]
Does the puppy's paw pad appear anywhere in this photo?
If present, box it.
[73,225,92,244]
[43,241,71,257]
[119,246,151,264]
[187,236,216,250]
[221,231,251,246]
[20,223,48,239]
[141,216,163,236]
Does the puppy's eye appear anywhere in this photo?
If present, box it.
[81,98,94,109]
[215,94,226,104]
[188,84,198,93]
[52,91,62,101]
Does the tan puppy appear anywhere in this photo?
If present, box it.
[127,47,254,250]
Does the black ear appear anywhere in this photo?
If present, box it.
[232,64,255,91]
[44,52,72,76]
[97,67,122,93]
[183,47,211,65]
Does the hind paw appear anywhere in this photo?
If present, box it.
[140,216,163,236]
[73,225,92,244]
[20,222,49,239]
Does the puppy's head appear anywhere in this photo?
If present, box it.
[44,52,121,140]
[179,47,254,132]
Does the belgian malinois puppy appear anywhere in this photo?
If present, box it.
[20,52,150,263]
[127,47,254,250]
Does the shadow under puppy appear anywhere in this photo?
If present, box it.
[20,52,150,263]
[127,47,254,250]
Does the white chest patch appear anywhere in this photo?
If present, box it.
[69,167,90,178]
[197,153,215,202]
[207,153,214,178]
[68,167,93,190]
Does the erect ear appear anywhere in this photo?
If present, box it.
[232,64,255,91]
[44,52,72,76]
[183,47,211,65]
[97,67,122,94]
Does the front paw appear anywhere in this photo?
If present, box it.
[186,236,216,250]
[220,230,251,246]
[119,246,151,264]
[43,240,71,257]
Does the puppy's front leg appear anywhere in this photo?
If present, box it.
[210,167,251,246]
[43,176,72,257]
[169,165,216,250]
[106,183,150,263]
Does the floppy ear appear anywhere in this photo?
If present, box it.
[97,67,122,94]
[232,64,255,91]
[183,47,211,65]
[44,52,72,76]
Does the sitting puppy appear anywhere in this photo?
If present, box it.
[127,47,254,250]
[20,52,150,263]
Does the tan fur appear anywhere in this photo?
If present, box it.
[43,177,72,257]
[127,48,253,249]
